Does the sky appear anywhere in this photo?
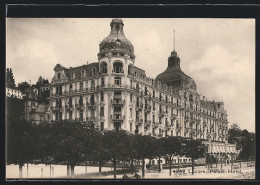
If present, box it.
[6,18,255,132]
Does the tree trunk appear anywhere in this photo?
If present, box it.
[113,158,117,179]
[27,163,28,178]
[142,158,145,178]
[131,160,134,175]
[71,165,75,178]
[99,160,102,174]
[158,156,161,172]
[67,165,71,177]
[191,158,194,175]
[169,155,172,176]
[19,164,23,178]
[50,164,51,178]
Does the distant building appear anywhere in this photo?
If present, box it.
[6,86,25,99]
[45,18,236,164]
[23,87,50,124]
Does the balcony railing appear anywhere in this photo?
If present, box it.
[171,114,177,119]
[136,103,143,110]
[159,110,165,115]
[86,102,97,108]
[65,104,73,110]
[154,122,159,127]
[75,103,85,109]
[111,114,125,121]
[136,118,143,124]
[144,104,151,112]
[111,99,125,106]
[86,117,97,122]
[51,106,62,111]
[112,69,124,74]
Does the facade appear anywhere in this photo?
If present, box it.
[6,86,25,99]
[23,87,50,124]
[48,18,236,163]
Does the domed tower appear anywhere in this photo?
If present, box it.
[98,18,135,82]
[156,50,197,93]
[98,18,135,60]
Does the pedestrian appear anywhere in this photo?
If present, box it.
[122,173,129,179]
[134,172,141,179]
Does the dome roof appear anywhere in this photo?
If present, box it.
[99,18,135,59]
[156,51,197,92]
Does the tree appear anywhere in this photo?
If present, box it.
[228,124,255,161]
[103,130,130,179]
[88,130,110,174]
[161,136,182,176]
[6,68,16,87]
[49,120,93,177]
[182,138,207,175]
[228,123,242,150]
[7,120,39,178]
[154,137,164,172]
[18,81,31,93]
[132,134,157,178]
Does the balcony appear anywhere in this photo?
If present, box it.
[111,99,125,106]
[86,102,97,108]
[112,114,125,121]
[154,122,159,127]
[51,106,62,111]
[136,89,143,96]
[159,110,165,116]
[75,103,85,110]
[144,104,151,112]
[112,69,124,74]
[145,120,151,126]
[171,113,177,119]
[176,125,182,131]
[86,117,97,122]
[136,118,143,125]
[136,102,143,110]
[65,104,73,110]
[165,123,172,130]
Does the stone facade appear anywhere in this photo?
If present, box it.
[47,18,237,162]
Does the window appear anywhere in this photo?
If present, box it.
[92,68,96,76]
[130,94,133,102]
[101,92,104,101]
[100,107,104,116]
[114,107,121,113]
[80,82,83,90]
[80,111,83,121]
[153,90,155,98]
[58,73,60,79]
[101,77,105,86]
[130,108,132,117]
[81,70,85,78]
[114,77,121,85]
[128,64,133,75]
[91,80,95,89]
[153,115,155,123]
[130,123,132,133]
[101,62,107,73]
[171,130,173,136]
[130,80,132,87]
[113,61,123,73]
[101,122,104,131]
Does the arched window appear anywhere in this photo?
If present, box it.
[100,62,107,74]
[128,64,133,75]
[113,61,123,73]
[92,68,96,76]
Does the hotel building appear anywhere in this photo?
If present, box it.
[47,18,236,162]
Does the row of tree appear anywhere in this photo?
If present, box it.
[228,123,255,161]
[7,120,208,179]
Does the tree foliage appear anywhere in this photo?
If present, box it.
[228,124,255,160]
[18,81,31,93]
[6,68,16,87]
